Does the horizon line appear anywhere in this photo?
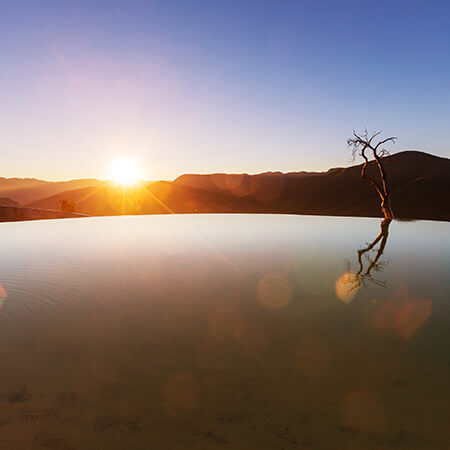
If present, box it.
[0,149,442,184]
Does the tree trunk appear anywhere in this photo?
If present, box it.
[373,154,394,219]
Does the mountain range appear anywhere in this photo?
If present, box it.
[1,151,449,222]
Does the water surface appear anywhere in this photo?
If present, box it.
[0,214,448,449]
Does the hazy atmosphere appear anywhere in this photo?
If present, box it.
[2,0,450,180]
[1,2,449,449]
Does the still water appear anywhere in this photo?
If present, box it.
[0,214,448,449]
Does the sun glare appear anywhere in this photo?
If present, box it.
[108,157,142,186]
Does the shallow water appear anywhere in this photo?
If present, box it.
[0,214,448,449]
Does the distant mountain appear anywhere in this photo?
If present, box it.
[26,181,253,216]
[174,170,322,194]
[0,205,87,222]
[0,197,20,207]
[26,151,450,221]
[0,178,104,205]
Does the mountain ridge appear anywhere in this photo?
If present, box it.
[0,178,105,205]
[19,151,449,222]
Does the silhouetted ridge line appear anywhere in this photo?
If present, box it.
[2,151,449,222]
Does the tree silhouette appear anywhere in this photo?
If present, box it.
[347,129,396,219]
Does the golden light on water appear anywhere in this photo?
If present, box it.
[108,156,142,186]
[335,271,360,303]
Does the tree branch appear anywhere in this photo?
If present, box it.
[347,129,396,218]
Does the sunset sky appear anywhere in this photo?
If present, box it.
[1,0,449,181]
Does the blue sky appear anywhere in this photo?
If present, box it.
[1,0,449,180]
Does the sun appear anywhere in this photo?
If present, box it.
[108,156,142,186]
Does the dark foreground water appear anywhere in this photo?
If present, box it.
[0,214,448,449]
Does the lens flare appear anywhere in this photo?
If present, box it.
[372,288,432,339]
[257,273,294,310]
[0,284,7,309]
[335,271,360,303]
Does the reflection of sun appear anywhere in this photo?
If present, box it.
[108,157,142,186]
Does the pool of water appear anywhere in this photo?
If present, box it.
[0,214,448,449]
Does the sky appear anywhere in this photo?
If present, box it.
[1,0,449,181]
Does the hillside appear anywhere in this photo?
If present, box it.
[0,178,104,205]
[0,205,88,222]
[0,197,20,207]
[26,151,450,221]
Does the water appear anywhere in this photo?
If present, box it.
[0,214,448,449]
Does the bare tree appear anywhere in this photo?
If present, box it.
[347,129,396,219]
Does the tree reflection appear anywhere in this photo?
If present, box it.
[336,218,392,303]
[336,218,432,338]
[356,218,391,288]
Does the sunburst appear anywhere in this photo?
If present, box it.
[108,156,142,186]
